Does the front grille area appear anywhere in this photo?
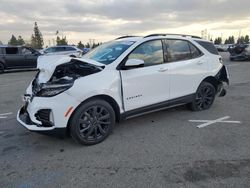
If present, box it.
[35,109,53,127]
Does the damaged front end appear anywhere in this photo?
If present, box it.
[17,56,104,133]
[32,58,104,98]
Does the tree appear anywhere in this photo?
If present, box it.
[17,35,25,45]
[56,36,68,45]
[85,42,91,48]
[224,36,235,44]
[214,37,222,45]
[237,36,245,44]
[8,35,18,45]
[30,22,44,49]
[77,41,84,48]
[244,35,249,43]
[0,40,2,45]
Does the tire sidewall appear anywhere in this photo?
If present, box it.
[69,99,115,145]
[0,63,4,73]
[191,82,216,111]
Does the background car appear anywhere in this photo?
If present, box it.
[0,45,40,73]
[40,45,83,57]
[228,43,250,61]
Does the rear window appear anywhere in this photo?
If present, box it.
[195,41,219,55]
[6,47,19,54]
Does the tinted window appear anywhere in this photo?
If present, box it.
[65,47,75,51]
[165,40,191,62]
[55,47,65,52]
[128,40,163,66]
[5,47,19,54]
[195,40,219,55]
[0,48,3,54]
[44,47,56,53]
[189,43,202,58]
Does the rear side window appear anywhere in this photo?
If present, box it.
[0,48,3,54]
[5,47,19,54]
[195,40,219,55]
[189,43,202,58]
[165,40,191,62]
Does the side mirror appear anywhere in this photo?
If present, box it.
[124,59,144,69]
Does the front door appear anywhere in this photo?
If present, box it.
[120,40,170,111]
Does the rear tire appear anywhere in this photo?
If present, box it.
[0,63,4,74]
[188,82,216,111]
[69,99,115,145]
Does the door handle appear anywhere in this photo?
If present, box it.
[158,67,168,72]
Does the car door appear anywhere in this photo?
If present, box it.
[163,39,207,99]
[21,47,38,68]
[4,47,22,68]
[55,47,67,55]
[120,40,170,111]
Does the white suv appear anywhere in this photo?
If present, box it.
[17,34,229,145]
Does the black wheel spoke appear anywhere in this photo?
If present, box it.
[85,126,94,138]
[97,124,106,135]
[98,114,110,121]
[80,125,90,133]
[99,121,110,125]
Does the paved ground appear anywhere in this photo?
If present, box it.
[0,53,250,188]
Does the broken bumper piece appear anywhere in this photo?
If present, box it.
[17,106,66,137]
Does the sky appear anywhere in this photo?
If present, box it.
[0,0,250,46]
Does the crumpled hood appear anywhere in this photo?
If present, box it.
[37,55,104,83]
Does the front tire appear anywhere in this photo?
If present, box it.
[69,99,115,145]
[188,82,216,111]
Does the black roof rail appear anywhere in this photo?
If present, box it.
[144,34,202,39]
[115,35,139,40]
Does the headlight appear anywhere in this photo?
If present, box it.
[36,82,73,97]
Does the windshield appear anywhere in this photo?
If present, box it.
[84,40,135,65]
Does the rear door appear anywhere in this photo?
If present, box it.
[120,40,170,111]
[163,39,207,99]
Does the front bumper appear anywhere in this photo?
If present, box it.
[17,107,67,137]
[17,106,55,131]
[16,92,80,132]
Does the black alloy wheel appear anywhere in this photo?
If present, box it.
[70,99,115,145]
[188,82,216,111]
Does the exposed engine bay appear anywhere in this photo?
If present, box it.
[32,58,103,97]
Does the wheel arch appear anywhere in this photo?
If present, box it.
[201,76,219,92]
[66,94,121,133]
